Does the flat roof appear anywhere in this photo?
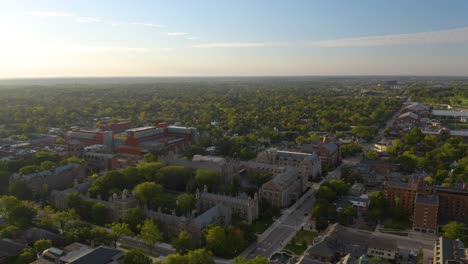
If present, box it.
[432,110,468,118]
[416,194,439,205]
[125,126,156,132]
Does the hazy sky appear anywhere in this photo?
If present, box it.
[1,0,468,77]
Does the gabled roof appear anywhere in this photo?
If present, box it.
[399,112,419,120]
[68,246,122,264]
[0,239,25,258]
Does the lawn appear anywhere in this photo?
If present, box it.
[383,219,412,230]
[284,229,317,255]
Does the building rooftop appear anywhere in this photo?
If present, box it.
[67,246,122,264]
[415,194,439,206]
[384,181,417,190]
[271,168,301,187]
[432,110,468,118]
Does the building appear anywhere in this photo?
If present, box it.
[51,187,137,223]
[143,204,232,245]
[66,127,113,151]
[383,181,418,218]
[66,123,198,157]
[81,145,114,171]
[10,163,86,196]
[302,136,342,168]
[402,102,432,118]
[433,236,467,264]
[0,239,25,263]
[259,167,305,208]
[196,187,259,224]
[117,123,197,156]
[168,155,240,183]
[303,223,398,263]
[256,148,322,180]
[35,243,124,264]
[383,182,468,234]
[434,187,468,225]
[413,194,439,234]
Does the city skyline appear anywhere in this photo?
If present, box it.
[2,0,468,78]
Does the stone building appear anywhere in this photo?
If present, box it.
[167,155,240,183]
[196,186,259,224]
[11,163,86,196]
[143,204,232,245]
[256,148,321,180]
[50,186,137,223]
[259,167,305,208]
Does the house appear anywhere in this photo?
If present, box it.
[303,223,398,263]
[0,239,26,263]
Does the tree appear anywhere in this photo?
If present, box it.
[40,160,56,171]
[90,226,112,246]
[204,225,227,257]
[8,205,36,229]
[351,125,376,140]
[16,248,37,264]
[133,182,165,209]
[52,209,79,233]
[124,249,152,264]
[417,248,423,264]
[19,165,40,175]
[139,219,162,254]
[442,221,465,240]
[108,222,133,248]
[63,221,92,244]
[165,253,188,264]
[171,231,196,254]
[8,182,33,200]
[365,150,379,160]
[176,194,195,216]
[186,248,214,264]
[195,169,222,191]
[122,208,145,233]
[34,239,52,253]
[234,256,268,264]
[91,203,108,225]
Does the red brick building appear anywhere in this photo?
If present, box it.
[412,194,439,234]
[383,181,418,217]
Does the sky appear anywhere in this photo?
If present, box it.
[1,0,468,77]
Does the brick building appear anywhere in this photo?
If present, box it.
[413,194,439,234]
[383,181,418,217]
[383,181,468,234]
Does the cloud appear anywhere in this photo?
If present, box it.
[166,32,188,36]
[308,26,468,47]
[191,42,266,48]
[65,45,149,53]
[30,44,150,53]
[186,36,200,40]
[132,22,164,28]
[28,10,100,23]
[28,11,73,17]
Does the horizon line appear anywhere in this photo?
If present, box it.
[1,74,468,80]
